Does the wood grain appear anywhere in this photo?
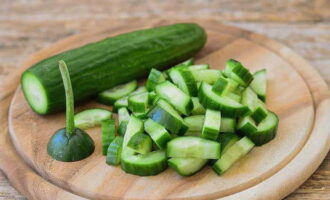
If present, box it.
[0,1,330,199]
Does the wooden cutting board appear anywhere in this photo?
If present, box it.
[1,19,329,200]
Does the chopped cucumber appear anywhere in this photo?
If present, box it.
[213,136,254,175]
[191,97,206,115]
[118,120,128,136]
[147,99,188,135]
[184,115,204,132]
[127,133,152,154]
[132,111,149,119]
[118,107,130,123]
[179,58,194,66]
[98,80,137,105]
[212,76,239,96]
[250,69,267,102]
[106,136,123,165]
[202,109,221,140]
[167,136,221,159]
[144,119,172,149]
[128,92,149,113]
[227,92,241,102]
[155,81,193,115]
[74,108,112,129]
[218,133,240,153]
[241,87,268,123]
[114,96,128,112]
[220,118,236,133]
[188,64,209,71]
[191,69,222,84]
[169,158,207,176]
[146,68,166,91]
[237,116,258,135]
[101,119,116,155]
[223,59,253,87]
[169,66,198,96]
[198,82,249,117]
[148,91,157,104]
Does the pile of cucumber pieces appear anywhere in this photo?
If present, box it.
[74,58,279,176]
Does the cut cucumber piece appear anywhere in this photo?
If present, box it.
[198,82,249,117]
[180,58,194,66]
[191,69,222,84]
[122,116,144,146]
[237,116,258,136]
[250,69,267,102]
[146,68,166,91]
[202,109,221,140]
[118,107,130,123]
[213,136,254,175]
[220,118,236,133]
[212,76,239,96]
[227,92,241,102]
[114,96,128,112]
[147,99,188,135]
[144,119,172,149]
[127,133,152,154]
[106,136,123,166]
[118,120,129,136]
[188,64,209,71]
[101,119,116,155]
[74,108,112,129]
[168,158,207,176]
[167,136,221,159]
[184,115,204,132]
[132,111,149,119]
[148,91,157,104]
[98,80,137,105]
[169,66,198,96]
[223,59,253,87]
[155,81,193,115]
[218,133,240,153]
[241,87,268,123]
[191,97,206,115]
[128,92,149,113]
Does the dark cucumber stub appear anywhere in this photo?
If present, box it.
[21,23,207,115]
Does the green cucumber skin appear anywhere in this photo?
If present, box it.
[106,136,124,166]
[22,23,207,114]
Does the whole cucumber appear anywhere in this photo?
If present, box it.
[21,23,207,115]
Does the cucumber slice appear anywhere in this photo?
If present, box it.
[147,99,188,135]
[218,133,240,153]
[188,64,209,71]
[122,116,144,146]
[101,119,116,155]
[106,136,123,166]
[220,118,236,133]
[191,97,206,115]
[118,107,130,123]
[250,69,267,102]
[198,82,249,117]
[132,111,149,119]
[241,87,268,123]
[212,76,239,96]
[148,91,157,104]
[127,133,152,154]
[191,69,222,84]
[128,92,149,113]
[74,108,112,129]
[144,119,172,149]
[155,81,193,115]
[168,158,207,176]
[223,59,253,87]
[118,120,129,136]
[213,136,254,175]
[227,92,241,102]
[184,115,204,132]
[167,136,221,159]
[180,58,194,66]
[98,80,137,105]
[202,109,221,140]
[146,68,166,91]
[169,66,198,96]
[237,116,258,135]
[114,96,128,112]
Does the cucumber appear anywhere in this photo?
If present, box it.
[212,76,239,96]
[146,69,166,91]
[101,119,116,155]
[227,92,242,102]
[191,69,222,84]
[218,133,240,153]
[127,133,152,154]
[74,108,112,129]
[128,92,149,113]
[113,86,147,112]
[167,136,221,159]
[220,118,236,133]
[148,91,157,104]
[241,87,268,123]
[118,107,130,123]
[169,66,198,96]
[188,64,209,71]
[223,59,253,87]
[155,81,193,115]
[213,136,254,175]
[168,158,207,176]
[202,109,221,140]
[132,111,149,119]
[184,115,204,132]
[237,116,258,135]
[147,99,188,135]
[106,136,123,165]
[198,82,249,117]
[98,80,137,105]
[144,119,172,149]
[118,120,129,136]
[191,97,206,115]
[250,69,267,102]
[22,23,206,115]
[179,58,194,66]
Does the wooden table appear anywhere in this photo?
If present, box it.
[0,1,329,199]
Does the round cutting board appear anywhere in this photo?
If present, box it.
[1,19,329,200]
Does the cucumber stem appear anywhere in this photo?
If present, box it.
[58,60,75,137]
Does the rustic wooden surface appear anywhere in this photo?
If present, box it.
[0,1,329,199]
